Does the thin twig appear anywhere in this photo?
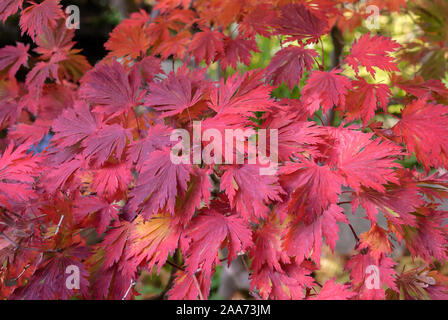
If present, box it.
[337,201,352,206]
[192,274,205,300]
[241,255,251,274]
[14,264,30,281]
[320,38,325,69]
[166,259,204,300]
[122,279,136,300]
[315,113,325,125]
[166,259,185,272]
[54,215,65,236]
[348,223,360,243]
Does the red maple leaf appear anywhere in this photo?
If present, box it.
[74,195,120,235]
[208,70,273,115]
[52,101,98,148]
[12,246,89,299]
[221,164,285,222]
[80,61,144,115]
[145,69,207,117]
[87,221,137,300]
[126,124,173,170]
[219,36,259,70]
[331,128,402,193]
[261,105,321,161]
[392,98,448,170]
[19,0,64,40]
[395,206,448,264]
[82,124,131,166]
[265,45,317,89]
[25,54,64,100]
[0,101,20,130]
[155,0,192,13]
[358,224,393,260]
[154,30,192,60]
[128,148,191,219]
[392,75,448,103]
[127,213,182,272]
[167,270,209,300]
[41,157,84,193]
[345,33,400,78]
[279,159,343,218]
[0,42,29,79]
[239,3,276,38]
[105,10,152,61]
[274,3,328,44]
[282,204,348,265]
[250,261,314,300]
[346,252,398,300]
[189,29,224,65]
[343,78,391,126]
[0,143,39,207]
[184,206,252,279]
[301,69,352,115]
[248,214,290,273]
[309,278,356,300]
[351,174,424,226]
[174,166,211,224]
[33,21,91,82]
[34,20,75,58]
[131,56,162,83]
[0,0,23,22]
[91,162,133,198]
[1,0,448,302]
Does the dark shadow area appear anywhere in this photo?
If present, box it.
[0,0,145,65]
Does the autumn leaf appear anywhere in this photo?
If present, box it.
[0,0,23,22]
[274,3,328,44]
[127,213,182,272]
[331,128,403,193]
[265,45,317,89]
[310,279,356,300]
[343,78,391,126]
[250,261,314,300]
[0,42,29,79]
[279,159,343,218]
[219,36,259,70]
[184,204,253,279]
[300,69,352,115]
[346,252,398,300]
[189,29,224,65]
[105,10,152,61]
[145,70,207,117]
[392,98,448,170]
[128,148,191,219]
[19,0,64,40]
[282,204,348,265]
[221,164,284,222]
[80,61,144,115]
[345,33,400,78]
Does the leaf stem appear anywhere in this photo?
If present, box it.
[166,259,185,272]
[348,223,360,243]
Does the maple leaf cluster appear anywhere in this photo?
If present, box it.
[1,0,448,300]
